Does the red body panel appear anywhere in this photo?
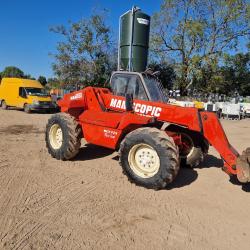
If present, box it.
[79,109,153,149]
[59,86,240,175]
[82,123,122,149]
[58,90,87,113]
[200,111,238,173]
[103,94,201,132]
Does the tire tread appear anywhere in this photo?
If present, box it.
[45,113,82,160]
[119,127,180,190]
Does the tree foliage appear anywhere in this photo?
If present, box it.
[37,76,47,86]
[50,10,116,87]
[148,62,176,89]
[45,77,61,90]
[151,0,250,94]
[191,51,250,95]
[221,52,250,95]
[1,66,24,78]
[0,66,36,80]
[24,74,35,80]
[49,3,249,95]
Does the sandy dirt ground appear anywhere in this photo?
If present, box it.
[0,109,250,250]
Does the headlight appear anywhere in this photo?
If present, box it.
[33,100,39,105]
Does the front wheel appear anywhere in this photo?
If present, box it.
[119,127,180,190]
[24,104,31,113]
[45,113,82,160]
[179,132,206,168]
[167,126,209,168]
[1,100,8,110]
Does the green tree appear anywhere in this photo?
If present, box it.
[151,0,250,94]
[37,76,47,86]
[221,52,250,96]
[148,62,176,89]
[191,51,250,96]
[50,10,115,87]
[1,66,24,78]
[192,63,224,93]
[47,77,60,89]
[23,74,35,80]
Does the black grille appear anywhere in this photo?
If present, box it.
[39,101,51,105]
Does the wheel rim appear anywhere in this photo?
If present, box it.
[128,143,160,178]
[180,133,194,158]
[49,124,63,149]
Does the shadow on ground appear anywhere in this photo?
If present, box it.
[203,154,250,192]
[0,124,44,135]
[166,154,224,190]
[201,154,224,168]
[204,154,250,192]
[73,144,114,161]
[74,149,250,191]
[229,176,250,192]
[166,168,198,190]
[3,107,58,114]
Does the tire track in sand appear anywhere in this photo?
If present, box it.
[0,157,28,240]
[1,179,97,250]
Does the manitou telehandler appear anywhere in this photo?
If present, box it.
[45,7,250,189]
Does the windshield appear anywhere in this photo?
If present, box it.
[143,75,168,103]
[25,88,49,97]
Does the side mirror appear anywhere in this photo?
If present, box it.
[125,93,133,112]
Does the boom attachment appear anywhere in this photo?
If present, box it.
[236,148,250,183]
[200,111,250,182]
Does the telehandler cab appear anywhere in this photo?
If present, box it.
[45,70,250,189]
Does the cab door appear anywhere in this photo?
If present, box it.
[110,73,149,101]
[106,72,164,118]
[106,73,149,113]
[17,87,28,108]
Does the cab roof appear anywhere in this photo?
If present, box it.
[1,78,43,88]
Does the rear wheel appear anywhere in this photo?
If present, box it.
[119,127,180,190]
[1,100,8,110]
[45,113,82,160]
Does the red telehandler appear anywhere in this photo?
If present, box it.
[45,71,250,189]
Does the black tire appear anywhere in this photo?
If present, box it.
[24,104,31,113]
[184,144,204,168]
[119,127,180,190]
[45,113,82,160]
[166,126,209,168]
[1,100,8,110]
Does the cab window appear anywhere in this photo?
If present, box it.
[111,74,148,100]
[19,87,27,98]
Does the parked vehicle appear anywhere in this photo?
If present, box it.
[221,103,242,120]
[0,78,57,113]
[241,103,250,118]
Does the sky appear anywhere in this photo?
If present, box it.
[0,0,162,79]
